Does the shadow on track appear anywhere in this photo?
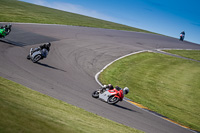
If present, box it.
[36,62,67,72]
[0,39,26,47]
[113,104,140,113]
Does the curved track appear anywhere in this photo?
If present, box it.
[0,23,199,133]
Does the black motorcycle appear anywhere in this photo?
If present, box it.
[180,34,184,41]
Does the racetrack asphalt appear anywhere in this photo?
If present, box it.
[0,23,199,133]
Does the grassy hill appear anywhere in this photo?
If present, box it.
[0,0,154,34]
[1,0,199,132]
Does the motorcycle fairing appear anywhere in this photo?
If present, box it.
[31,50,41,60]
[99,91,112,102]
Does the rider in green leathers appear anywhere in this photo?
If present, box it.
[0,24,12,38]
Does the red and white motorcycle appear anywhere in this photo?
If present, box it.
[92,87,129,105]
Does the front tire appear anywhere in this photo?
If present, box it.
[107,96,119,105]
[27,55,30,60]
[92,91,99,98]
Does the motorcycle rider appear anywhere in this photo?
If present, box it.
[180,31,185,41]
[31,42,51,56]
[0,24,11,38]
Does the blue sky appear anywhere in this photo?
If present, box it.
[20,0,200,44]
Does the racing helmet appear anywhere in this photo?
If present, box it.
[47,42,51,48]
[123,87,129,95]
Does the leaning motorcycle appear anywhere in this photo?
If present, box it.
[92,88,124,105]
[27,48,48,63]
[0,24,12,38]
[180,34,184,41]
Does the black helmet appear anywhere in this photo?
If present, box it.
[47,42,51,48]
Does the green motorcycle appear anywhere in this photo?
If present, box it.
[0,24,12,38]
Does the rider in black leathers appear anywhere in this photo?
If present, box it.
[180,31,185,41]
[31,42,51,54]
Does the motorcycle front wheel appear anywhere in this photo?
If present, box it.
[92,91,99,98]
[27,55,30,60]
[107,96,119,105]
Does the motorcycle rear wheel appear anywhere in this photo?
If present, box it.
[107,96,119,105]
[92,91,99,98]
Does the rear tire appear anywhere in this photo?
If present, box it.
[92,91,99,98]
[107,96,119,105]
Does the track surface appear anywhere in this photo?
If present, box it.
[0,23,199,133]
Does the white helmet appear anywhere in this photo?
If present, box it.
[123,87,129,94]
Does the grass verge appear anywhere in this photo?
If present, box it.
[0,76,143,133]
[0,0,154,34]
[164,50,200,61]
[99,51,200,131]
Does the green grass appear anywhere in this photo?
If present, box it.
[1,0,199,132]
[99,51,200,131]
[164,50,200,61]
[0,76,143,133]
[0,0,154,34]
